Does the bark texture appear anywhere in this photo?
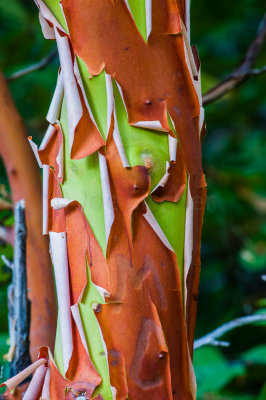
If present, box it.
[2,1,206,399]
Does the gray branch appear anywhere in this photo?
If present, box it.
[202,15,266,106]
[194,314,266,350]
[6,49,58,82]
[8,200,31,376]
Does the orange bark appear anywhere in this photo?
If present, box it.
[2,1,206,398]
[62,0,206,358]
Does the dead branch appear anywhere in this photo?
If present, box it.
[6,49,58,82]
[194,314,266,349]
[6,200,32,376]
[203,15,266,106]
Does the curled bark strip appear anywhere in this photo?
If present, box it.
[40,368,50,399]
[54,28,105,160]
[49,232,73,376]
[22,364,47,400]
[183,179,193,313]
[143,202,174,252]
[34,124,65,234]
[98,152,115,247]
[49,201,106,386]
[46,73,64,124]
[34,0,66,34]
[152,143,186,203]
[0,358,46,394]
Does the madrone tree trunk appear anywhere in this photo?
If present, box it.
[2,1,206,399]
[0,71,56,361]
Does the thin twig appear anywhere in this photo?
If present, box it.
[203,15,266,106]
[249,66,266,76]
[1,255,13,269]
[194,314,266,350]
[6,49,58,82]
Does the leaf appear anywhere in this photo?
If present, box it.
[241,345,266,365]
[0,332,10,395]
[258,383,266,400]
[194,347,245,398]
[0,0,28,26]
[239,240,266,272]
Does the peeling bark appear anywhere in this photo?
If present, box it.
[3,1,206,399]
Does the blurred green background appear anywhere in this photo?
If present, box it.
[0,1,265,398]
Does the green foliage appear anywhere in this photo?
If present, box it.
[0,332,9,394]
[241,345,266,365]
[0,0,265,398]
[194,347,245,398]
[191,0,266,398]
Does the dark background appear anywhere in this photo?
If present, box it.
[0,1,266,398]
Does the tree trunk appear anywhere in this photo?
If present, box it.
[2,1,206,399]
[0,71,57,361]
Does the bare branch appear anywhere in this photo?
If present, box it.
[6,49,58,82]
[194,314,266,350]
[7,200,31,376]
[203,15,266,106]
